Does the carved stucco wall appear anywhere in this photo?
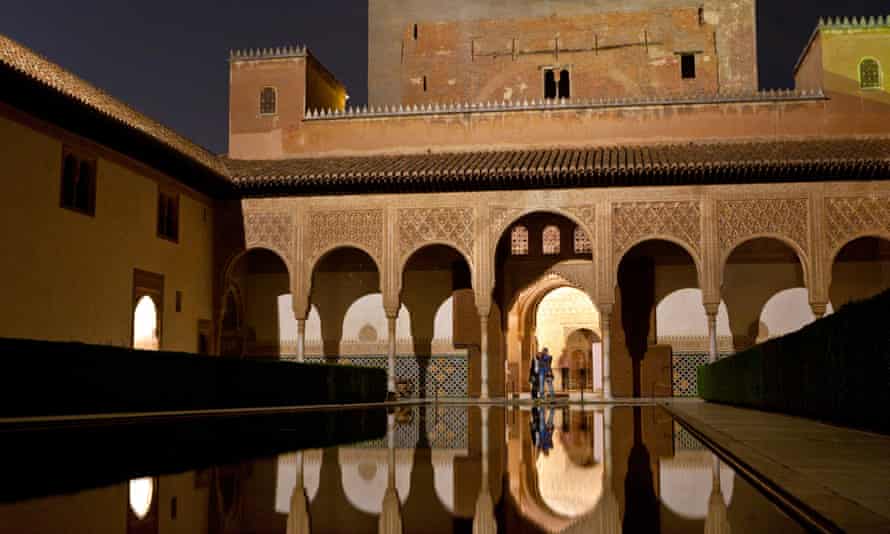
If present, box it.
[612,201,702,265]
[308,209,385,267]
[398,207,475,264]
[717,198,809,260]
[244,210,295,272]
[825,196,890,259]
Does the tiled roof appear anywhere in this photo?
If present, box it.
[224,138,890,195]
[0,34,227,177]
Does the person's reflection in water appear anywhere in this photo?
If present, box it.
[622,406,660,533]
[532,406,555,456]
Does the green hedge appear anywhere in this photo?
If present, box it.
[0,338,388,417]
[698,289,890,434]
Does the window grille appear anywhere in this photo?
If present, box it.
[543,225,560,255]
[511,226,529,255]
[260,87,277,115]
[861,59,881,89]
[574,227,592,254]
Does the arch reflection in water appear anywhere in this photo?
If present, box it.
[535,408,604,518]
[0,406,809,534]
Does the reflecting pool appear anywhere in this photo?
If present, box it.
[0,406,807,533]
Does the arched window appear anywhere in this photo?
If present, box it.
[543,225,560,255]
[511,225,529,255]
[133,295,160,351]
[260,87,277,115]
[860,58,881,89]
[574,227,591,254]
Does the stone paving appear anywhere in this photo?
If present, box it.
[664,400,890,533]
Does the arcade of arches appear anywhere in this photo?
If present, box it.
[222,192,890,399]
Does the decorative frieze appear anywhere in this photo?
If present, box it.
[490,207,524,240]
[717,198,809,256]
[308,209,384,262]
[565,205,597,240]
[612,201,701,256]
[244,211,294,263]
[398,207,475,260]
[825,196,890,254]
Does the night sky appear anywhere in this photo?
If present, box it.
[2,1,887,154]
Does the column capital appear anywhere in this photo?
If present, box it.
[598,303,614,318]
[703,301,720,317]
[810,301,828,319]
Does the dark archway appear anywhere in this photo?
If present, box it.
[722,238,807,351]
[616,239,699,398]
[223,248,290,358]
[830,236,890,308]
[401,244,472,398]
[495,212,595,398]
[310,247,380,361]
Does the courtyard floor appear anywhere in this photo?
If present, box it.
[664,400,890,533]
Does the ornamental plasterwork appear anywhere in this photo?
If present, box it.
[545,263,595,296]
[612,201,701,256]
[717,198,808,256]
[825,196,890,254]
[244,211,294,263]
[565,205,597,240]
[399,207,475,260]
[490,207,524,239]
[308,209,384,262]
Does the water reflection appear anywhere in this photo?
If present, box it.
[0,406,806,534]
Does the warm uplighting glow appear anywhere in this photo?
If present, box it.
[129,477,154,519]
[133,295,159,350]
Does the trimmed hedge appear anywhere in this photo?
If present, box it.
[698,289,890,434]
[0,338,388,417]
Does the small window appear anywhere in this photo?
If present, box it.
[543,225,560,255]
[423,75,428,92]
[157,189,180,242]
[413,24,418,41]
[860,58,881,89]
[574,227,592,254]
[175,290,183,312]
[511,225,529,255]
[681,54,696,79]
[544,69,557,99]
[558,69,571,99]
[260,87,277,115]
[60,149,96,216]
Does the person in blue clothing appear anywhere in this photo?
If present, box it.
[537,406,555,454]
[538,347,556,400]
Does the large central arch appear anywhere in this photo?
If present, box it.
[494,211,598,398]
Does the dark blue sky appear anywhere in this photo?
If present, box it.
[2,1,886,154]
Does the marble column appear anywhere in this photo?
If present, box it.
[707,311,718,364]
[380,413,402,534]
[601,312,612,400]
[479,314,489,400]
[387,315,397,394]
[286,451,310,534]
[811,301,828,320]
[473,406,495,534]
[295,319,306,362]
[600,406,620,532]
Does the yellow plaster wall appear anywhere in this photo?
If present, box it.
[0,113,215,352]
[821,28,890,102]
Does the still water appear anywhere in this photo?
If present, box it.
[0,405,806,533]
